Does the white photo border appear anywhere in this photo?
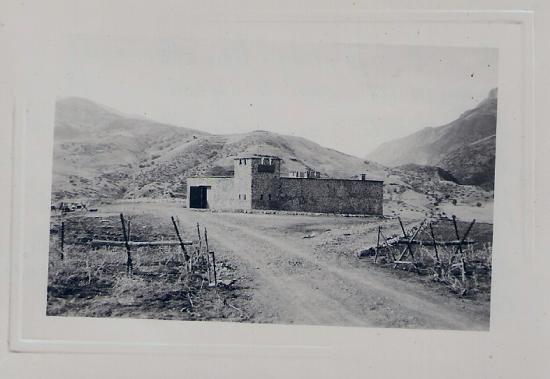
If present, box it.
[1,5,538,378]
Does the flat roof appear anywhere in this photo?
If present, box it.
[234,154,282,160]
[282,177,384,183]
[187,175,234,179]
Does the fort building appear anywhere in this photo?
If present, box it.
[186,154,383,215]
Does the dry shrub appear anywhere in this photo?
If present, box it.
[112,275,149,305]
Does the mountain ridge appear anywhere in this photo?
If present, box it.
[51,97,386,201]
[366,88,497,189]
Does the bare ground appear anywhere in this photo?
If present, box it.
[48,202,490,330]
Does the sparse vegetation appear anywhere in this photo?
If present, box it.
[47,212,249,321]
[372,219,492,298]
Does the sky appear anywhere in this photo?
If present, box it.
[58,37,498,157]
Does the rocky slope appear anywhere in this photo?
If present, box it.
[51,97,386,201]
[51,97,493,221]
[367,88,497,189]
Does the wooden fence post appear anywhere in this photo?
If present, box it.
[204,227,212,283]
[429,222,441,265]
[171,216,190,264]
[210,251,217,286]
[451,216,476,285]
[379,229,396,262]
[374,226,380,263]
[196,222,202,251]
[60,221,65,260]
[398,217,408,238]
[394,219,425,270]
[120,213,132,275]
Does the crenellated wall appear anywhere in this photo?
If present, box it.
[278,178,383,215]
[250,158,281,210]
[187,155,383,215]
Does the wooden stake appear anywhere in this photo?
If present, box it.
[171,216,190,262]
[210,251,217,286]
[60,221,65,260]
[394,220,425,269]
[120,213,132,275]
[429,222,440,264]
[379,230,396,262]
[452,216,464,256]
[196,222,202,253]
[204,227,212,283]
[374,226,380,263]
[398,217,408,237]
[451,216,476,284]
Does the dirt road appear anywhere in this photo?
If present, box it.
[150,206,490,330]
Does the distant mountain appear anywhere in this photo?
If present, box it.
[366,89,497,188]
[51,97,386,201]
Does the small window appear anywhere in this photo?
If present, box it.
[268,194,272,200]
[239,159,242,165]
[260,194,264,200]
[243,159,247,165]
[238,194,241,200]
[243,194,246,200]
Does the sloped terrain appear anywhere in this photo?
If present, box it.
[367,88,497,189]
[51,97,493,222]
[51,98,386,201]
[52,97,207,200]
[437,135,496,190]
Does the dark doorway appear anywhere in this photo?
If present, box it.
[189,186,209,208]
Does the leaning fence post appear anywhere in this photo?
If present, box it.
[379,229,396,262]
[171,216,190,265]
[374,226,380,263]
[204,227,212,283]
[394,219,425,269]
[60,221,65,260]
[398,217,408,238]
[120,213,132,275]
[452,216,476,285]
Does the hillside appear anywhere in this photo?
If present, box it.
[51,97,494,222]
[367,88,497,188]
[437,134,496,191]
[126,130,388,199]
[51,97,386,201]
[51,97,206,200]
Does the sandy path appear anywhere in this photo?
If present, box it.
[159,208,489,330]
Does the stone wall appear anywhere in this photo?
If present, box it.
[187,156,383,215]
[278,178,383,215]
[250,159,281,210]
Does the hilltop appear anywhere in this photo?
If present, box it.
[52,98,386,201]
[51,97,494,221]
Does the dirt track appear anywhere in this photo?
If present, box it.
[138,205,490,330]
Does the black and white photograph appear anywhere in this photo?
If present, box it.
[4,1,550,378]
[45,41,498,330]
